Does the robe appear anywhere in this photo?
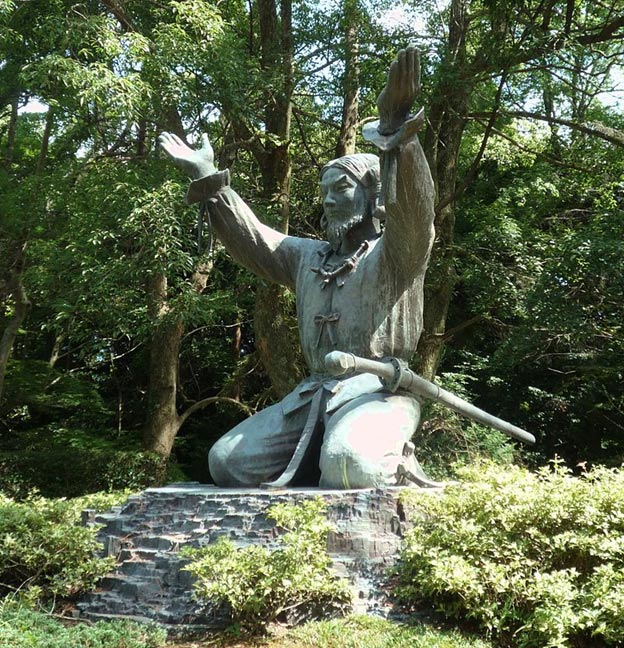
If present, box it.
[187,130,435,487]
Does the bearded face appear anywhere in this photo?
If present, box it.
[325,213,367,250]
[320,167,370,251]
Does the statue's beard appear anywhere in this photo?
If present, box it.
[325,212,366,251]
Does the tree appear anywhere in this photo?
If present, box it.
[411,0,624,381]
[0,0,243,464]
[2,0,622,485]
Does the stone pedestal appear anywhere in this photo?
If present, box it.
[78,484,412,630]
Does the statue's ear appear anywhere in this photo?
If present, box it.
[364,168,384,222]
[363,169,377,190]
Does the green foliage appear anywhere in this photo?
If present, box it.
[0,602,166,648]
[0,424,172,498]
[417,371,517,480]
[1,0,623,484]
[67,490,133,520]
[477,186,624,464]
[3,360,109,419]
[183,498,351,631]
[397,463,624,647]
[0,493,116,600]
[449,115,624,466]
[280,615,493,648]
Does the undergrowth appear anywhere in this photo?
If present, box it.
[279,615,493,648]
[397,461,624,647]
[183,498,351,632]
[0,490,128,603]
[0,602,166,648]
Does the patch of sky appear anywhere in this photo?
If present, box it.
[597,65,624,110]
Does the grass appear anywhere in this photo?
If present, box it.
[166,616,493,648]
[273,616,492,648]
[0,607,492,648]
[0,602,167,648]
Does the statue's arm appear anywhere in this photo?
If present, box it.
[159,133,301,289]
[382,135,435,276]
[365,48,435,275]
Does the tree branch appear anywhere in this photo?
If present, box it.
[293,107,321,169]
[100,0,136,32]
[179,395,254,426]
[436,315,485,342]
[471,11,624,76]
[436,71,509,214]
[577,14,624,45]
[0,242,30,402]
[471,117,594,173]
[474,109,624,147]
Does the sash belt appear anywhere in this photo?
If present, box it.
[261,387,326,489]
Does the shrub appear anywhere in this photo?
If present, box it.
[69,490,133,520]
[396,462,624,647]
[0,602,166,648]
[183,497,352,631]
[0,493,116,601]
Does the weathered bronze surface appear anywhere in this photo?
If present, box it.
[160,48,436,488]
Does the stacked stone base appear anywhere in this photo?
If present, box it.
[78,484,411,631]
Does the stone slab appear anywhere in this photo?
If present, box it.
[78,484,418,630]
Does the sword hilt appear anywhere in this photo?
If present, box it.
[324,351,536,445]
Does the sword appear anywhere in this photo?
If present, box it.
[324,351,535,445]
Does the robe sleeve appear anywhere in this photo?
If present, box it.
[186,170,305,290]
[379,125,436,278]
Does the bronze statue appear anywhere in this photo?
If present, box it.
[159,48,436,488]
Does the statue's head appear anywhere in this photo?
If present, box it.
[320,153,381,251]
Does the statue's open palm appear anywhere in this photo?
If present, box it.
[158,132,216,179]
[377,47,421,135]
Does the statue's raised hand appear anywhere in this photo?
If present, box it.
[158,132,216,179]
[377,47,421,136]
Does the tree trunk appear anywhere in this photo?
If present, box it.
[229,323,242,401]
[140,91,213,458]
[2,97,18,168]
[542,71,562,156]
[143,260,212,458]
[0,242,30,403]
[417,0,471,381]
[254,282,304,397]
[37,108,54,173]
[143,273,184,457]
[48,333,64,367]
[252,0,304,398]
[256,0,293,224]
[335,0,360,158]
[143,317,185,457]
[136,118,148,157]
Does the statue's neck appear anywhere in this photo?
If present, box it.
[333,219,380,256]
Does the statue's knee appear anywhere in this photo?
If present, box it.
[319,396,419,489]
[319,443,382,489]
